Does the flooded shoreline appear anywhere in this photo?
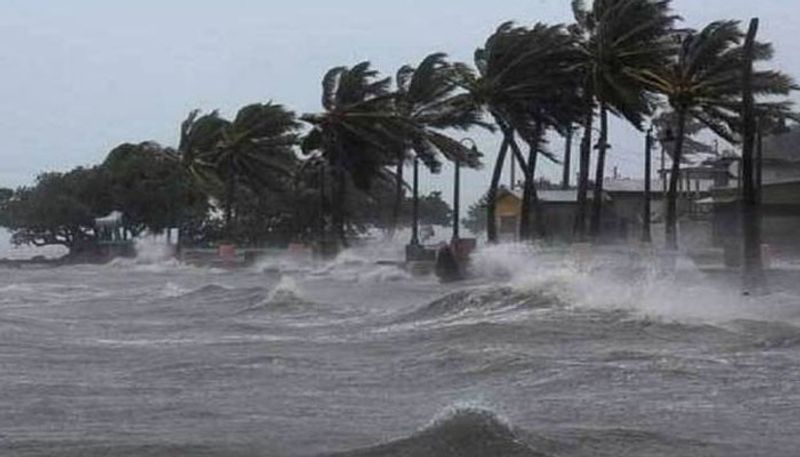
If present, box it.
[1,243,799,456]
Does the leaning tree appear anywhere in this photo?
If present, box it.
[390,52,486,237]
[178,104,299,240]
[571,0,678,240]
[639,20,796,251]
[454,22,583,243]
[301,62,409,247]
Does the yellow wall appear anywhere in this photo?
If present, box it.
[495,194,521,217]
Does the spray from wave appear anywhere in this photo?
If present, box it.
[470,243,800,326]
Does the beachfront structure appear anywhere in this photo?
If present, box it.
[493,175,723,244]
[761,126,800,182]
[94,211,127,243]
[707,178,800,264]
[94,211,135,259]
[494,187,619,242]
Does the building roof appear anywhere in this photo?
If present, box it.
[604,178,715,194]
[603,179,665,194]
[499,187,610,203]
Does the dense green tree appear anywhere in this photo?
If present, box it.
[0,188,12,227]
[639,20,796,250]
[102,141,208,238]
[3,167,112,254]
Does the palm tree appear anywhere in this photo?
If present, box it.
[175,110,230,246]
[179,104,299,239]
[301,62,408,247]
[214,103,299,238]
[511,25,584,241]
[178,110,229,188]
[639,20,796,250]
[454,22,583,243]
[571,0,678,239]
[390,53,487,237]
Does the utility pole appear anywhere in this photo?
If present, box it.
[643,127,653,243]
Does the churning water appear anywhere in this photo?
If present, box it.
[2,237,800,456]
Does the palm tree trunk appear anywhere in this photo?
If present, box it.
[332,145,349,249]
[590,103,609,239]
[519,120,544,241]
[390,160,404,238]
[756,119,763,206]
[335,166,349,248]
[318,164,327,242]
[487,137,511,244]
[665,106,687,251]
[224,166,235,241]
[562,125,573,190]
[741,18,763,289]
[574,105,594,241]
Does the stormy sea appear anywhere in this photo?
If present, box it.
[2,237,800,457]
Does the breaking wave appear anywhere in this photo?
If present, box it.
[329,409,544,457]
[471,243,800,326]
[239,276,319,314]
[394,287,557,326]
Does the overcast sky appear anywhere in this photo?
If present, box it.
[0,0,797,207]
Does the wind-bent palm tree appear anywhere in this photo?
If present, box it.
[390,53,487,236]
[215,103,299,238]
[178,110,229,187]
[509,25,584,241]
[571,0,678,239]
[454,22,583,243]
[301,62,409,247]
[639,20,796,250]
[179,104,299,239]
